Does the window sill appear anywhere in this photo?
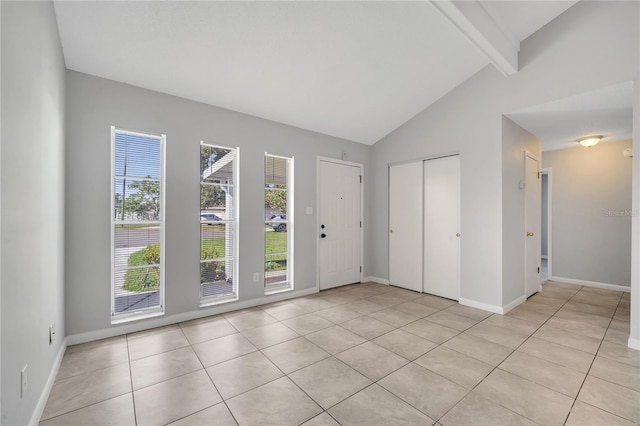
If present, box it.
[111,309,164,325]
[265,283,293,296]
[200,293,238,308]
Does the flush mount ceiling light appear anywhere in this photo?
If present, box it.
[577,136,602,148]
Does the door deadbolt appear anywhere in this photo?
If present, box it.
[526,231,534,237]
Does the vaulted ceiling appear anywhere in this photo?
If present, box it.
[53,1,578,145]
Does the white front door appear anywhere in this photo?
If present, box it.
[389,161,423,292]
[525,152,541,297]
[424,155,460,300]
[319,160,362,290]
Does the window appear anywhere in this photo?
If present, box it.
[265,154,293,293]
[111,127,165,321]
[200,143,238,304]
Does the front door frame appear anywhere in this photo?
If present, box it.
[316,156,364,291]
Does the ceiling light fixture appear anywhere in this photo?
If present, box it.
[577,136,602,148]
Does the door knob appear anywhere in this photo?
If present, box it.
[321,233,326,238]
[526,231,534,237]
[456,233,461,237]
[390,229,393,233]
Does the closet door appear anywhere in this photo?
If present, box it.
[424,155,460,300]
[389,162,423,292]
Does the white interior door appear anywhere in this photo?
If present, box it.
[424,155,460,300]
[525,153,541,297]
[319,160,362,290]
[389,161,423,292]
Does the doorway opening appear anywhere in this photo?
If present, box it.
[540,168,551,283]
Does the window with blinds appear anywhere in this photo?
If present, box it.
[200,143,238,304]
[265,154,294,293]
[111,127,165,321]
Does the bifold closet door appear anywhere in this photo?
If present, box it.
[388,161,423,292]
[424,155,460,300]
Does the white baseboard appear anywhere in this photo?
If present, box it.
[68,287,318,346]
[502,296,527,314]
[363,276,389,285]
[459,298,503,314]
[30,338,68,425]
[550,276,631,293]
[628,337,640,351]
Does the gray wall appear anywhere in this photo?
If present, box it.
[370,0,638,310]
[502,117,541,305]
[630,68,640,348]
[65,71,372,337]
[541,174,548,257]
[542,141,632,287]
[1,1,67,424]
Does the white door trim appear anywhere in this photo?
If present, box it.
[541,168,552,281]
[524,151,541,297]
[316,156,364,291]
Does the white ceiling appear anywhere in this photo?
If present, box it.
[506,82,634,152]
[481,1,578,43]
[53,1,578,145]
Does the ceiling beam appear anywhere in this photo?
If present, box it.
[430,0,519,76]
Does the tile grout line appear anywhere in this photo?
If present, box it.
[126,334,138,426]
[434,284,582,424]
[561,288,627,425]
[511,286,586,426]
[200,287,442,424]
[51,282,633,425]
[39,343,134,422]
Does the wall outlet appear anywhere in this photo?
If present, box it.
[20,365,28,398]
[252,272,259,282]
[49,323,56,344]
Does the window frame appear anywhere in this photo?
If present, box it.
[110,126,166,323]
[264,153,294,294]
[199,142,240,306]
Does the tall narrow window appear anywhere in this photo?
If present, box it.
[111,127,165,321]
[200,143,238,304]
[265,154,293,293]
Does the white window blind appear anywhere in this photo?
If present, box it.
[264,154,294,292]
[111,127,165,320]
[200,143,238,304]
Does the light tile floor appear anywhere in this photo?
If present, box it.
[41,281,639,426]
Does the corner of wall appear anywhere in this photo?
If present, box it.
[29,338,67,426]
